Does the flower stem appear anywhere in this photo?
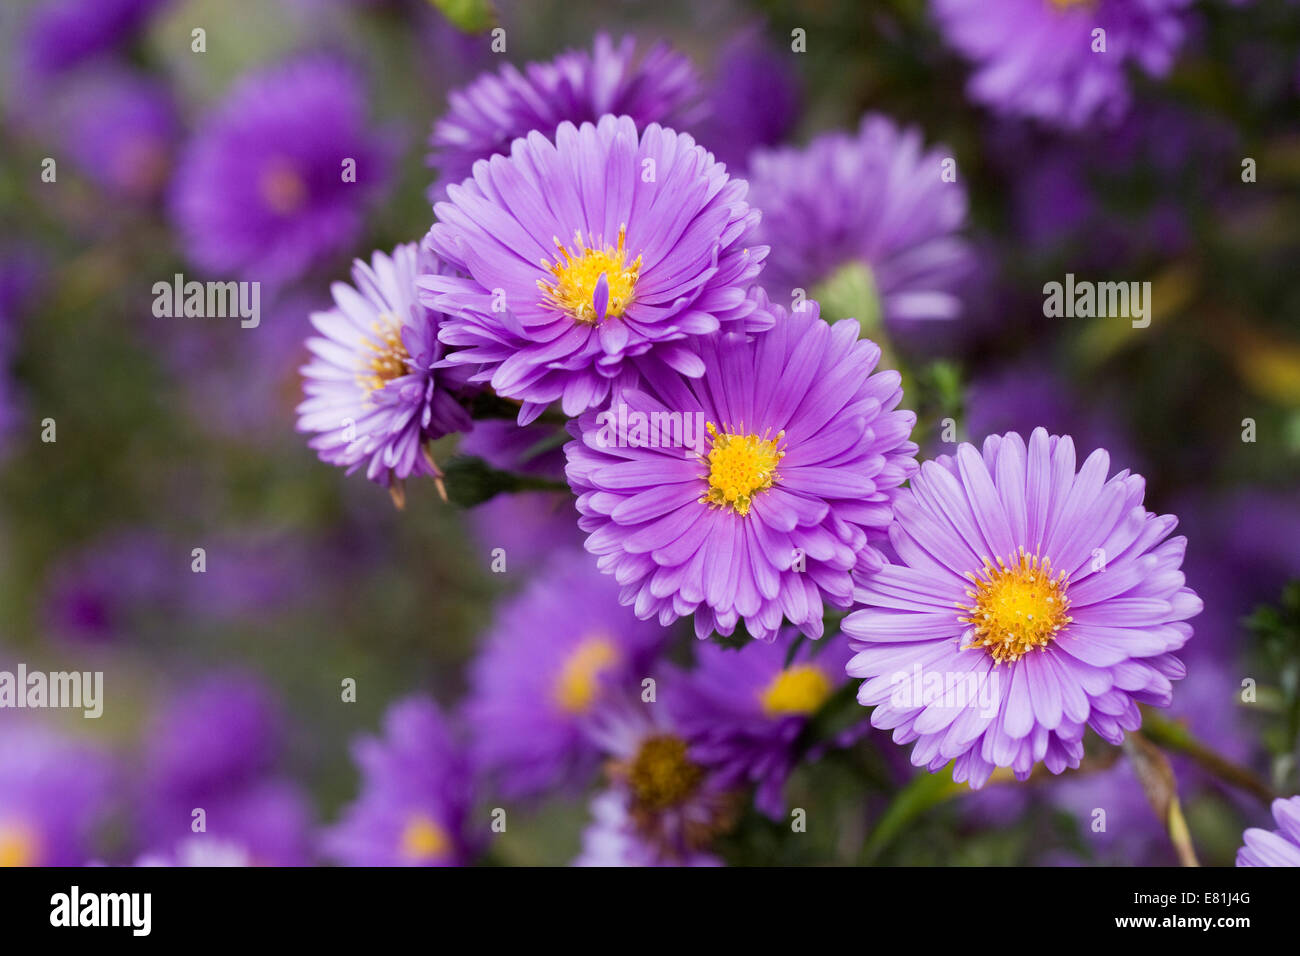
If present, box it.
[1139,707,1276,808]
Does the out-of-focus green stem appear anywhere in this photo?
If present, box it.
[1140,708,1276,808]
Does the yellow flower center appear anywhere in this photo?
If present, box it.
[538,225,641,324]
[958,549,1072,664]
[259,158,308,215]
[1047,0,1094,9]
[398,814,451,862]
[0,821,38,868]
[357,315,410,395]
[627,735,703,813]
[761,664,834,717]
[700,422,785,517]
[553,635,621,715]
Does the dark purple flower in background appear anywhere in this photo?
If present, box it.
[0,722,114,866]
[465,549,664,798]
[565,296,917,641]
[427,33,702,198]
[41,530,176,644]
[323,696,475,866]
[55,68,180,201]
[138,673,314,865]
[465,490,585,573]
[1237,796,1300,866]
[0,246,43,458]
[673,629,857,819]
[748,115,972,326]
[693,25,800,174]
[422,114,770,424]
[170,57,391,285]
[931,0,1194,129]
[845,428,1201,788]
[15,0,169,81]
[575,699,735,866]
[298,243,473,494]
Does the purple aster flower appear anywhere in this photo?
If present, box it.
[466,550,664,798]
[170,57,391,285]
[844,428,1202,788]
[427,33,702,198]
[1237,796,1300,866]
[420,114,772,424]
[575,700,737,866]
[694,25,800,174]
[0,722,114,866]
[323,696,475,866]
[16,0,169,81]
[138,673,314,865]
[931,0,1194,129]
[747,114,973,326]
[673,628,857,819]
[564,295,918,642]
[297,243,473,497]
[136,836,255,867]
[56,68,180,201]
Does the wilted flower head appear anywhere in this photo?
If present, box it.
[297,243,473,496]
[421,114,771,424]
[748,114,972,325]
[844,428,1201,788]
[931,0,1194,129]
[1237,796,1300,867]
[465,550,664,798]
[427,33,701,198]
[323,696,475,866]
[170,57,391,285]
[565,295,917,641]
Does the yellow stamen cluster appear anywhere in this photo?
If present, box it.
[538,225,641,324]
[700,422,785,517]
[357,315,410,396]
[760,664,834,717]
[1047,0,1095,9]
[958,549,1072,664]
[398,814,451,862]
[625,735,703,813]
[553,635,620,715]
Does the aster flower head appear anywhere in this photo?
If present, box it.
[0,723,115,866]
[932,0,1194,129]
[565,294,918,641]
[323,696,475,867]
[466,550,665,798]
[1237,796,1300,867]
[170,57,391,285]
[16,0,169,82]
[748,114,973,327]
[674,628,857,818]
[421,114,772,424]
[843,428,1202,788]
[575,699,736,866]
[427,33,702,198]
[297,243,473,494]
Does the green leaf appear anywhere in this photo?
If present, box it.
[427,0,496,33]
[440,456,568,508]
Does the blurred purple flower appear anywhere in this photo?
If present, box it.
[0,722,115,866]
[170,57,392,285]
[55,68,180,201]
[427,33,702,198]
[16,0,169,81]
[466,490,585,573]
[932,0,1194,129]
[41,531,177,644]
[1237,796,1300,866]
[673,628,857,819]
[323,696,475,866]
[748,114,973,325]
[694,26,800,173]
[465,550,664,798]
